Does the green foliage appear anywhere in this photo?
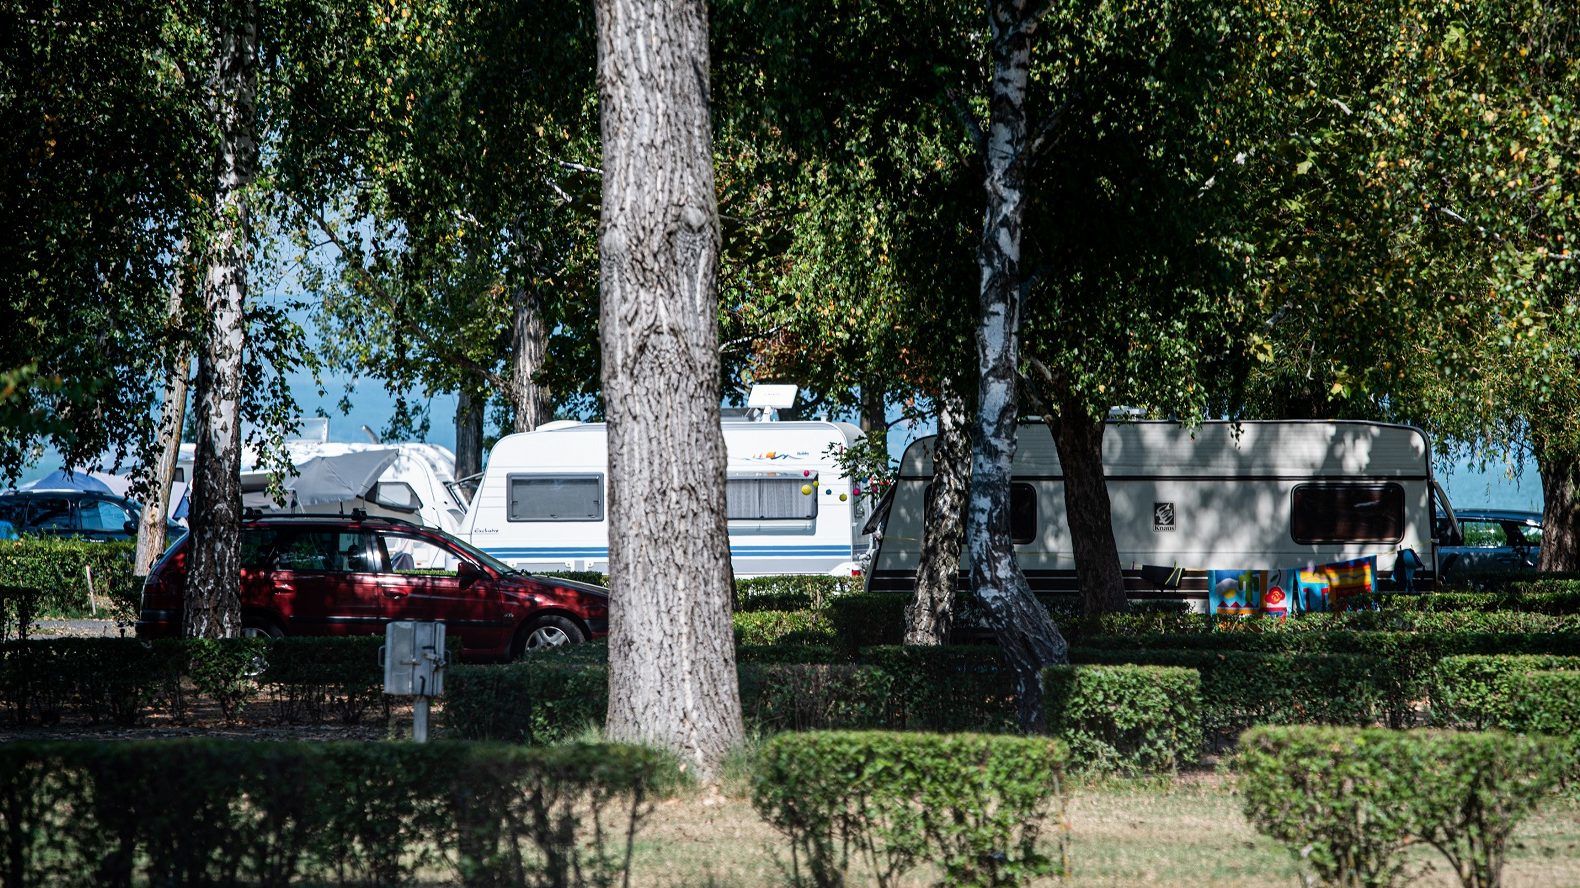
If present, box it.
[736,575,853,612]
[860,646,1017,732]
[534,570,609,587]
[1071,648,1390,737]
[1433,655,1580,734]
[258,637,388,724]
[0,638,185,726]
[1041,665,1202,774]
[0,539,138,619]
[751,731,1067,888]
[1375,587,1580,615]
[737,664,894,733]
[734,609,836,647]
[828,593,910,649]
[0,739,675,887]
[183,638,266,721]
[445,662,609,745]
[1238,726,1572,888]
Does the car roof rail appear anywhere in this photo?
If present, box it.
[246,510,424,531]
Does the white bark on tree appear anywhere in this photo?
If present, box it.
[509,285,554,433]
[134,269,191,578]
[905,385,970,645]
[185,0,257,639]
[594,0,744,777]
[966,0,1068,729]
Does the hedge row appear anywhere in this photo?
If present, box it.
[1432,654,1580,732]
[0,538,139,624]
[752,732,1067,888]
[1239,726,1573,888]
[536,573,857,613]
[0,637,400,726]
[1042,665,1201,773]
[1371,586,1580,615]
[0,739,675,887]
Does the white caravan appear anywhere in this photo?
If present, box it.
[462,419,873,576]
[867,420,1454,607]
[174,437,467,534]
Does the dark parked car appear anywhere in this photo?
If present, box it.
[0,490,183,542]
[136,512,608,661]
[1437,508,1543,580]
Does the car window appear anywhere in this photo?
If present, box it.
[27,497,76,533]
[0,499,25,526]
[273,529,372,572]
[1459,520,1508,548]
[376,534,461,576]
[1519,523,1543,546]
[78,499,134,533]
[239,528,282,570]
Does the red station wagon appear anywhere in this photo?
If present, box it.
[137,513,609,661]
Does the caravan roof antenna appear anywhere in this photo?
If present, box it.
[746,384,798,422]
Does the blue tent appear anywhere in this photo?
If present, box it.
[18,469,115,494]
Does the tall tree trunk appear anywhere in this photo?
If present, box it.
[1049,397,1128,613]
[135,269,191,578]
[454,388,484,481]
[595,0,744,777]
[185,0,257,639]
[509,285,554,432]
[1536,445,1580,571]
[967,0,1067,731]
[905,385,969,645]
[860,383,885,435]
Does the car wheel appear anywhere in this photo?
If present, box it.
[517,616,585,656]
[241,621,285,640]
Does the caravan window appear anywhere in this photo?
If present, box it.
[507,474,604,522]
[925,481,1037,545]
[1290,483,1405,544]
[727,477,818,521]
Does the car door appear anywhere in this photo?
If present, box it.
[25,496,77,537]
[76,497,135,541]
[269,528,385,636]
[369,530,502,645]
[1454,520,1510,573]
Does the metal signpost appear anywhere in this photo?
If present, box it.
[381,621,447,742]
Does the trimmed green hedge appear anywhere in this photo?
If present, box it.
[752,731,1067,888]
[736,575,853,612]
[0,739,675,887]
[1432,655,1580,734]
[1071,647,1391,736]
[1042,665,1201,773]
[0,538,139,621]
[1239,726,1572,888]
[733,609,836,646]
[0,637,416,727]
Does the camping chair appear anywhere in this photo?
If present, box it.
[1139,564,1184,594]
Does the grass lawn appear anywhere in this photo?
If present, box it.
[624,772,1580,887]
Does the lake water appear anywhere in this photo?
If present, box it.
[13,379,1544,515]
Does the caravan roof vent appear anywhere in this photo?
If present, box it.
[537,420,583,432]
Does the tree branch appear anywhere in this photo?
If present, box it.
[293,196,517,402]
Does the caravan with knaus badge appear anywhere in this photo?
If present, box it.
[461,415,875,577]
[866,419,1459,609]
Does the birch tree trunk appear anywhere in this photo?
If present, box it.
[185,0,257,639]
[509,285,554,432]
[967,0,1068,730]
[454,388,484,482]
[135,269,191,577]
[1536,446,1580,571]
[1049,400,1129,613]
[905,386,969,645]
[595,0,744,777]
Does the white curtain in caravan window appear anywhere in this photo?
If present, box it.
[727,477,817,520]
[508,475,604,521]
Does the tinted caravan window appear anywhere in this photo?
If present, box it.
[507,474,604,522]
[925,481,1037,544]
[1290,483,1405,544]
